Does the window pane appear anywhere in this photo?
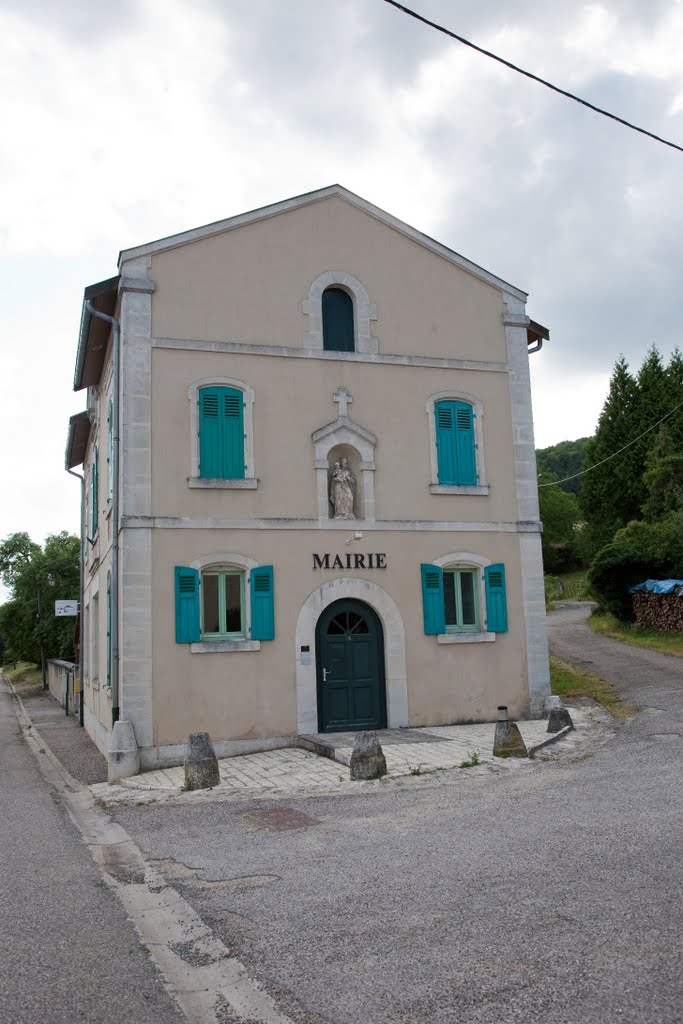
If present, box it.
[443,572,457,626]
[203,575,220,633]
[322,288,355,352]
[224,574,242,633]
[460,572,477,625]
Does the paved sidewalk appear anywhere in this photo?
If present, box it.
[92,712,587,805]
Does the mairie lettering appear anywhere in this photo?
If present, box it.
[312,553,387,570]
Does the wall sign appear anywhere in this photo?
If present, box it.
[312,553,387,570]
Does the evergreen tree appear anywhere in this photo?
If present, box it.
[580,355,638,539]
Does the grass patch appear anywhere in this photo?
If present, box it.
[589,611,683,658]
[1,662,41,687]
[550,654,635,719]
[459,750,482,769]
[545,571,593,609]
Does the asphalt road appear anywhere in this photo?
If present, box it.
[0,683,185,1024]
[110,604,683,1024]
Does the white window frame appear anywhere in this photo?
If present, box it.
[433,551,495,644]
[187,377,257,489]
[426,390,489,495]
[189,552,261,653]
[303,271,378,354]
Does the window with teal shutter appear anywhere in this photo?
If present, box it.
[485,564,508,633]
[175,566,200,643]
[199,386,245,479]
[107,399,113,501]
[322,287,355,352]
[90,447,99,536]
[421,564,445,635]
[106,572,112,686]
[435,400,477,485]
[250,565,274,641]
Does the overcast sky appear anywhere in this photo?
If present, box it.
[1,0,682,556]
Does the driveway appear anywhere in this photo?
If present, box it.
[548,601,683,727]
[108,606,683,1024]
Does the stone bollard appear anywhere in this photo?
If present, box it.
[547,706,574,733]
[184,732,220,790]
[108,720,140,783]
[492,706,528,758]
[350,731,387,781]
[543,694,562,719]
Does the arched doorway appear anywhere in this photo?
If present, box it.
[315,599,387,733]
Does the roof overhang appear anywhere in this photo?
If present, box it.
[65,411,91,470]
[73,275,119,391]
[527,319,550,348]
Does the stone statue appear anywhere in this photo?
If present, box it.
[330,457,356,519]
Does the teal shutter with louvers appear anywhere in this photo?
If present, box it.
[250,565,274,641]
[435,400,477,485]
[175,566,200,643]
[91,447,99,535]
[421,563,445,635]
[485,563,508,633]
[198,386,245,479]
[453,401,477,485]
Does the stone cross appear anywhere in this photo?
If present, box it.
[333,387,353,418]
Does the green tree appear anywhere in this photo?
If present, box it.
[580,356,638,538]
[642,426,683,522]
[536,437,590,495]
[0,531,80,680]
[538,471,581,571]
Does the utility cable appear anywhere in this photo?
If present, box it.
[538,395,683,487]
[382,0,683,155]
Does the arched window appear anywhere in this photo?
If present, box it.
[322,287,355,352]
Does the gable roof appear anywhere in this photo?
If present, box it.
[118,184,528,301]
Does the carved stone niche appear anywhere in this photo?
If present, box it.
[328,444,364,520]
[312,420,377,524]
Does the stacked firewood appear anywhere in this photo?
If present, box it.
[632,590,683,631]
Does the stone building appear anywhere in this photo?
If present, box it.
[65,184,550,772]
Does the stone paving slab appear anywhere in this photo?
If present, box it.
[91,711,587,806]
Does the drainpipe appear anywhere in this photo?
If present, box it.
[85,301,120,728]
[67,467,85,726]
[527,339,543,354]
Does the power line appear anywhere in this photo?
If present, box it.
[382,0,683,155]
[538,396,683,488]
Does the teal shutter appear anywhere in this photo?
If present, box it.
[106,573,112,686]
[435,400,477,485]
[485,564,508,633]
[91,448,99,535]
[454,402,477,485]
[199,387,245,479]
[435,401,457,484]
[250,565,274,641]
[175,566,200,643]
[421,563,445,635]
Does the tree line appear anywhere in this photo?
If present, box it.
[538,346,683,619]
[0,532,80,678]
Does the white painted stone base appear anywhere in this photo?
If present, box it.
[108,720,141,782]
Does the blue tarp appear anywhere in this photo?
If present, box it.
[629,579,683,595]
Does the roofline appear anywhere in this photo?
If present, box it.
[73,275,120,391]
[117,184,529,301]
[65,411,90,470]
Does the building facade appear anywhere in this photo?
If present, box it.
[65,185,550,771]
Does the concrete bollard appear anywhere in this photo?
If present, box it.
[350,731,387,781]
[547,706,574,733]
[543,694,562,719]
[108,720,140,783]
[184,732,220,790]
[493,705,528,758]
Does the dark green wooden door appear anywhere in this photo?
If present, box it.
[316,599,386,733]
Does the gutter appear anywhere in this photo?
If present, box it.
[66,467,85,727]
[85,301,121,728]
